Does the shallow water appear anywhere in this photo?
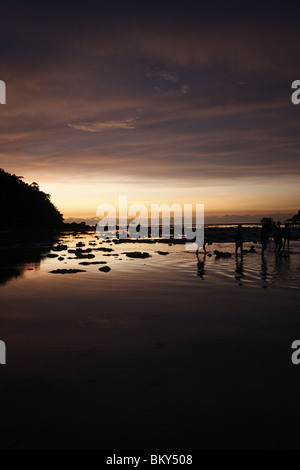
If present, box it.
[0,234,299,449]
[11,234,300,289]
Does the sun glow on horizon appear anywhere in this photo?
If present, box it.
[36,178,300,222]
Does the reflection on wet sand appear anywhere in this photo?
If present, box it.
[261,254,269,283]
[196,250,206,279]
[235,254,244,284]
[1,232,298,291]
[0,232,299,450]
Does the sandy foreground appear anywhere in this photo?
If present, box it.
[0,236,299,449]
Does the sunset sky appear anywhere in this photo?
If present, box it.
[0,1,299,223]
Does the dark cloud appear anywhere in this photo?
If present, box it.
[0,1,299,214]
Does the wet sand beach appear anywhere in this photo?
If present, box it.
[0,232,299,449]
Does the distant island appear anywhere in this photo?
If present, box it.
[0,169,63,228]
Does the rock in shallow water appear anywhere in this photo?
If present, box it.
[99,266,111,273]
[52,245,68,252]
[214,250,232,258]
[122,252,151,259]
[94,247,114,252]
[75,253,95,259]
[49,269,86,274]
[79,261,107,265]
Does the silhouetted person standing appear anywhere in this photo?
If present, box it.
[261,224,268,255]
[283,223,291,250]
[235,224,243,255]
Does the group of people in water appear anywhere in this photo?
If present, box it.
[236,222,291,255]
[195,222,292,280]
[197,222,292,259]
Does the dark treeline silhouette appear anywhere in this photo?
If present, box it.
[0,168,63,228]
[287,210,300,227]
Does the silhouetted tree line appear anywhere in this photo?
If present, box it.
[261,211,300,232]
[0,169,63,227]
[288,210,300,226]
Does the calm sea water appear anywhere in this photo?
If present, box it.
[0,233,299,449]
[12,233,300,288]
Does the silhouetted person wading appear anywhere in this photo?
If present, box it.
[235,224,243,255]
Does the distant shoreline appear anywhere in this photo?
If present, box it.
[0,223,299,245]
